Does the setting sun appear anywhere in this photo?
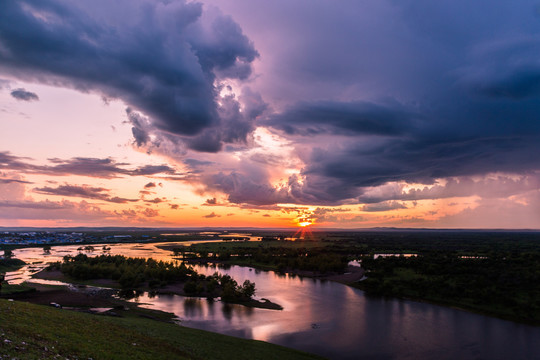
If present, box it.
[298,219,312,227]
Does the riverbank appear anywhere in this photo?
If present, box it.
[182,257,366,285]
[0,299,322,360]
[32,268,283,310]
[351,280,540,326]
[1,280,177,322]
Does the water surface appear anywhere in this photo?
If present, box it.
[8,243,540,360]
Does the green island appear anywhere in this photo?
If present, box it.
[42,254,281,309]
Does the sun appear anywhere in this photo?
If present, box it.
[297,216,313,227]
[298,221,312,227]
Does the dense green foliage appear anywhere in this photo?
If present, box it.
[326,230,540,254]
[50,254,257,302]
[52,254,194,290]
[188,231,540,323]
[0,257,25,273]
[0,299,322,360]
[183,272,256,301]
[184,243,348,273]
[357,252,540,323]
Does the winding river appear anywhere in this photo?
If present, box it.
[5,242,540,360]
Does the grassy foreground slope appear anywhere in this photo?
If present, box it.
[0,300,322,360]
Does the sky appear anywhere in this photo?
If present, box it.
[0,0,540,229]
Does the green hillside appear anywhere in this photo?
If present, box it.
[0,299,322,360]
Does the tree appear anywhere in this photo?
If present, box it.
[240,280,256,298]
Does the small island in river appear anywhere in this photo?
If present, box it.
[31,254,282,311]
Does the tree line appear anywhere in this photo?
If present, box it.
[49,254,256,301]
[357,251,540,323]
[176,246,348,274]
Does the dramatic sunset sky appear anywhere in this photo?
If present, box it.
[1,0,539,228]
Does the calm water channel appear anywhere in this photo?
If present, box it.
[6,242,540,360]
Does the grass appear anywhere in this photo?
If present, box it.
[0,299,323,360]
[0,283,36,296]
[32,268,123,289]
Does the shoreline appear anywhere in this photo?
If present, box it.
[9,246,536,327]
[28,268,283,311]
[183,258,540,326]
[182,257,366,284]
[350,282,540,327]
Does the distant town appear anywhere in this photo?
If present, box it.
[0,231,137,245]
[0,229,268,247]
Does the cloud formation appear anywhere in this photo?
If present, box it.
[198,0,540,207]
[34,184,139,203]
[203,211,220,218]
[0,0,258,151]
[266,100,415,136]
[361,201,408,212]
[0,151,183,179]
[2,0,540,229]
[0,178,32,185]
[10,88,39,101]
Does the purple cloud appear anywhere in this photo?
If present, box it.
[0,0,259,151]
[34,184,139,203]
[10,88,39,101]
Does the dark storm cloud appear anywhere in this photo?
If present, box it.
[10,88,39,101]
[454,36,540,100]
[266,100,415,136]
[208,0,540,206]
[34,184,138,203]
[296,135,540,204]
[0,0,257,147]
[472,66,540,99]
[182,87,266,152]
[126,108,151,147]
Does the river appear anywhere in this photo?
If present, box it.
[5,242,540,360]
